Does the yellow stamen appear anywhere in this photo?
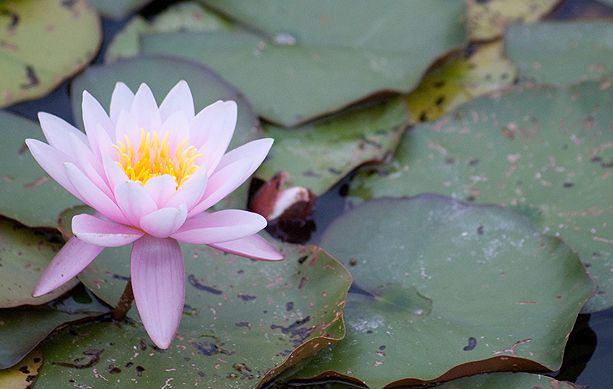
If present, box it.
[112,129,201,188]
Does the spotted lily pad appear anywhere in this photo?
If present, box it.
[38,239,350,388]
[0,0,100,107]
[407,42,517,123]
[506,22,613,84]
[350,81,613,313]
[87,0,152,20]
[256,97,408,195]
[0,285,108,369]
[0,111,82,228]
[142,0,465,126]
[292,195,592,387]
[466,0,560,40]
[0,350,42,388]
[436,372,583,388]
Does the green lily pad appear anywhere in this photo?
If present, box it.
[292,195,592,388]
[38,241,351,388]
[436,372,582,388]
[0,350,43,388]
[466,0,561,40]
[71,55,263,210]
[506,21,613,84]
[407,42,517,123]
[350,81,613,313]
[256,97,408,195]
[142,0,465,126]
[0,218,76,307]
[104,2,232,64]
[87,0,152,20]
[0,285,108,369]
[0,111,82,228]
[0,0,101,107]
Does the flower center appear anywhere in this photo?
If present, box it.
[113,129,201,188]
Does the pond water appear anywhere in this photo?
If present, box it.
[6,0,612,387]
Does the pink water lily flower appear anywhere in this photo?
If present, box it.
[26,81,283,349]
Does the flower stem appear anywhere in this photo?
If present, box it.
[111,279,134,321]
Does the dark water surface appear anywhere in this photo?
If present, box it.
[6,0,612,387]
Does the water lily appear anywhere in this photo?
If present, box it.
[26,81,283,349]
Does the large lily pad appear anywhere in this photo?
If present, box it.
[0,111,82,228]
[87,0,152,20]
[349,81,613,313]
[0,350,43,388]
[142,0,465,126]
[436,372,583,388]
[0,218,76,307]
[506,22,613,84]
[292,195,592,387]
[0,0,100,107]
[0,285,108,369]
[407,42,517,123]
[38,239,351,388]
[256,97,408,195]
[466,0,560,40]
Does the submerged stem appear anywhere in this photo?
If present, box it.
[111,279,134,321]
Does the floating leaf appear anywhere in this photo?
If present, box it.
[350,81,613,313]
[0,350,42,388]
[0,111,82,228]
[0,218,75,307]
[436,372,583,388]
[466,0,560,40]
[0,286,108,369]
[0,0,100,107]
[143,0,465,126]
[506,21,613,84]
[293,195,592,387]
[104,2,232,64]
[407,42,517,123]
[87,0,152,20]
[38,241,351,388]
[256,97,408,195]
[70,56,262,210]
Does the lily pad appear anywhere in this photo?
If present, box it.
[87,0,152,20]
[38,240,351,388]
[0,218,76,307]
[0,0,100,107]
[105,2,232,64]
[0,350,42,388]
[506,21,613,84]
[0,285,108,369]
[466,0,560,40]
[350,81,613,313]
[256,97,408,195]
[407,42,517,123]
[0,111,82,228]
[292,195,592,388]
[436,372,583,388]
[71,55,262,210]
[142,0,465,126]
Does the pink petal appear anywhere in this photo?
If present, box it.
[102,156,128,192]
[164,111,190,151]
[131,236,184,349]
[82,90,113,140]
[143,175,177,207]
[33,237,104,297]
[215,138,273,177]
[209,234,284,261]
[72,214,143,247]
[171,209,266,244]
[110,82,135,124]
[65,162,126,224]
[114,109,140,144]
[189,100,236,153]
[25,139,80,198]
[130,83,162,131]
[67,133,111,198]
[166,173,207,210]
[159,80,195,121]
[38,113,87,155]
[188,158,252,216]
[140,205,187,238]
[114,180,158,226]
